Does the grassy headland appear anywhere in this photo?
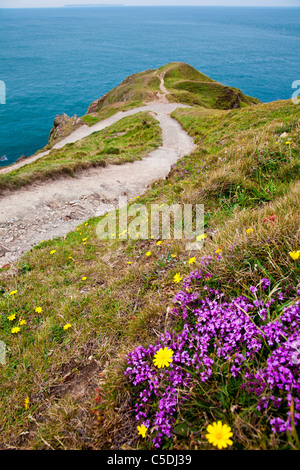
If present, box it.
[159,62,260,109]
[0,63,299,451]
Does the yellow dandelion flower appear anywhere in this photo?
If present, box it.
[173,273,183,283]
[289,250,300,261]
[35,306,43,313]
[246,228,254,235]
[127,261,132,265]
[137,424,148,438]
[82,276,87,281]
[188,257,196,265]
[50,250,56,255]
[63,323,72,330]
[171,254,177,258]
[82,238,87,242]
[153,347,174,368]
[156,241,163,246]
[7,314,16,321]
[146,251,152,257]
[9,290,17,296]
[205,421,233,450]
[85,223,88,226]
[215,248,222,254]
[285,141,291,145]
[24,396,30,410]
[19,319,27,326]
[11,327,20,334]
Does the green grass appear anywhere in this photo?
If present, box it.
[0,67,299,450]
[82,69,161,125]
[158,62,260,109]
[0,113,161,194]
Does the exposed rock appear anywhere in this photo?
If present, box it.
[48,113,84,144]
[86,98,101,114]
[16,154,27,163]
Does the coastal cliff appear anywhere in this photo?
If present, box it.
[1,63,299,452]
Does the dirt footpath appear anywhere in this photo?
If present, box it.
[0,103,195,266]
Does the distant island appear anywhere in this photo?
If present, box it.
[64,4,125,7]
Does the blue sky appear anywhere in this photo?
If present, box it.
[0,0,299,8]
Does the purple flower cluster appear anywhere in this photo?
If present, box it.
[125,269,300,448]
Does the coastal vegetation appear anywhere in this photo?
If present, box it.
[0,113,161,194]
[83,62,259,125]
[160,62,260,109]
[0,63,299,450]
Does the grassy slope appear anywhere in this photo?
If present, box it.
[82,69,162,125]
[159,62,260,109]
[0,65,299,451]
[0,113,161,194]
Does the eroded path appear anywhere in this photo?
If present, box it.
[0,96,195,267]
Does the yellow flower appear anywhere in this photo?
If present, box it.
[9,290,17,296]
[7,314,16,321]
[24,396,30,410]
[19,319,27,326]
[137,424,148,438]
[63,323,72,330]
[85,223,88,226]
[127,261,132,265]
[153,347,174,368]
[146,251,152,257]
[82,276,87,281]
[173,273,183,283]
[205,421,233,450]
[246,228,254,235]
[82,238,87,242]
[35,307,42,314]
[171,254,177,258]
[11,327,20,334]
[156,241,163,246]
[215,248,222,254]
[285,141,291,145]
[50,250,56,255]
[289,250,300,261]
[196,234,207,241]
[188,257,196,265]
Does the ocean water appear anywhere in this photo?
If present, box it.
[0,6,299,167]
